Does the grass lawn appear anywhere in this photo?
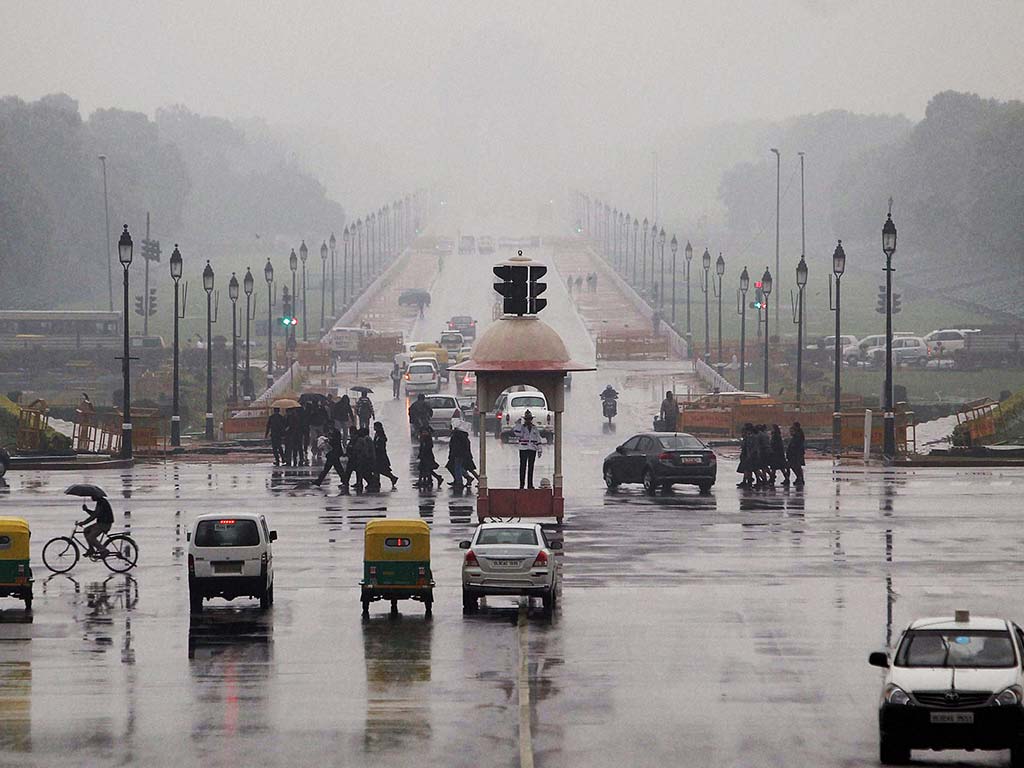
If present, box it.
[840,367,1024,404]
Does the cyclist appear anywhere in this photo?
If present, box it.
[79,493,113,557]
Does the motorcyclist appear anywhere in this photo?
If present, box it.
[600,385,619,419]
[600,385,619,402]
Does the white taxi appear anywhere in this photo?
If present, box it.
[870,611,1024,765]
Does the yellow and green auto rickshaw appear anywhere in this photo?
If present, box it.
[360,519,433,616]
[0,517,33,609]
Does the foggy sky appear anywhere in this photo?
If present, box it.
[3,0,1023,211]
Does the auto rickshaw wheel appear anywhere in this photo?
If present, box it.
[424,595,433,616]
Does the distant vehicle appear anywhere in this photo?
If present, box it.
[439,330,464,355]
[477,236,495,254]
[493,386,553,442]
[327,326,379,357]
[866,336,928,367]
[395,342,449,371]
[0,310,121,350]
[843,333,916,365]
[456,395,479,433]
[602,432,717,495]
[187,513,276,612]
[869,611,1024,765]
[924,328,979,356]
[410,394,462,437]
[460,522,562,615]
[436,238,454,255]
[405,359,441,394]
[130,335,165,350]
[398,288,431,308]
[458,235,476,255]
[457,370,477,396]
[448,315,477,340]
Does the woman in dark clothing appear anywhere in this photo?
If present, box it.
[373,421,399,488]
[335,395,355,442]
[416,428,439,488]
[769,424,787,485]
[786,422,806,487]
[350,427,379,492]
[755,424,771,486]
[736,423,755,488]
[446,422,473,488]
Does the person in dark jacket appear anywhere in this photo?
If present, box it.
[298,402,312,466]
[390,363,403,399]
[446,421,473,488]
[736,422,755,487]
[769,424,787,485]
[786,422,806,487]
[333,395,354,441]
[373,422,399,488]
[284,407,303,467]
[313,427,349,491]
[355,393,375,431]
[755,424,771,486]
[416,428,439,488]
[350,427,378,492]
[79,493,114,557]
[265,407,286,466]
[408,394,433,435]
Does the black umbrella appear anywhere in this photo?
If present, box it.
[350,386,374,394]
[299,393,329,405]
[64,483,107,498]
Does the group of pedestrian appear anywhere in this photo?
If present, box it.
[314,421,400,493]
[264,390,379,468]
[737,422,805,488]
[264,405,313,467]
[566,273,598,295]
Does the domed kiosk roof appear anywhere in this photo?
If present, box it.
[450,315,594,373]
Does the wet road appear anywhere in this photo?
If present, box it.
[2,241,1023,766]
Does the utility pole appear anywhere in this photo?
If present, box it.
[770,148,781,338]
[99,155,113,311]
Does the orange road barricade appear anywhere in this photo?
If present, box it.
[358,332,403,362]
[223,403,273,441]
[676,394,862,439]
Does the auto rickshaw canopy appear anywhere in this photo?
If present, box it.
[364,519,430,561]
[0,517,31,559]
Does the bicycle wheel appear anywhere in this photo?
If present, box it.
[42,536,80,574]
[103,534,139,573]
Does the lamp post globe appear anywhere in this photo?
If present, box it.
[118,225,133,266]
[264,258,274,285]
[203,261,214,293]
[289,249,297,273]
[739,266,750,293]
[797,256,808,287]
[761,267,773,298]
[329,232,336,251]
[833,240,847,276]
[716,253,725,277]
[170,245,182,282]
[883,213,897,257]
[299,240,308,264]
[243,268,254,296]
[228,272,239,302]
[702,247,711,272]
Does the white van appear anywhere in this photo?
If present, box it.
[187,513,276,612]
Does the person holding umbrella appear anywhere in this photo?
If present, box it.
[353,387,375,431]
[77,488,113,557]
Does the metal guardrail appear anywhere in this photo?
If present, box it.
[693,359,737,393]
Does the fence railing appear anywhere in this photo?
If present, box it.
[693,359,737,393]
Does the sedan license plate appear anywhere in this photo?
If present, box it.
[679,456,702,464]
[930,712,973,724]
[491,559,522,569]
[213,561,243,574]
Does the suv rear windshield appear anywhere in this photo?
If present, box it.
[657,435,705,450]
[195,519,260,547]
[896,629,1016,668]
[477,528,538,546]
[510,396,545,408]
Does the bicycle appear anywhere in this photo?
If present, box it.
[42,524,139,574]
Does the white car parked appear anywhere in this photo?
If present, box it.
[870,611,1024,765]
[866,336,929,367]
[924,328,979,357]
[187,513,276,612]
[844,333,916,365]
[460,523,561,614]
[494,386,554,442]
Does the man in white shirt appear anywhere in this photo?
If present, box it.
[513,410,543,489]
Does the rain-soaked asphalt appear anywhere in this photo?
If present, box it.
[2,239,1023,767]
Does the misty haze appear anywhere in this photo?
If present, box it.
[0,2,1023,767]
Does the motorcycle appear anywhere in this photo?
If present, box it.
[601,396,617,424]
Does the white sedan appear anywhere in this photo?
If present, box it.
[460,523,561,615]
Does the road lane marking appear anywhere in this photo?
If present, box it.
[518,603,534,768]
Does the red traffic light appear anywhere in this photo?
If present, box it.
[754,281,763,289]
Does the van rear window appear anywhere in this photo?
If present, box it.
[195,519,260,547]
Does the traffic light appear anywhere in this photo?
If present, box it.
[141,238,161,263]
[876,287,887,315]
[752,280,765,310]
[279,315,298,328]
[134,295,145,316]
[892,292,902,315]
[148,287,157,316]
[493,257,548,315]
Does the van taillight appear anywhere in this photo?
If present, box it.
[188,554,195,575]
[532,551,549,567]
[404,372,410,380]
[464,550,479,567]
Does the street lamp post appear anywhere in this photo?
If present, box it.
[118,225,133,460]
[685,241,693,358]
[670,235,678,324]
[320,241,328,336]
[882,208,898,462]
[715,253,725,373]
[641,218,649,292]
[228,272,239,404]
[770,147,781,337]
[737,267,749,390]
[342,226,350,309]
[329,232,336,317]
[659,229,666,309]
[243,267,254,401]
[99,155,113,311]
[169,245,183,446]
[631,217,639,285]
[264,259,275,387]
[612,208,618,266]
[299,240,308,341]
[829,241,847,454]
[356,219,364,289]
[650,224,658,300]
[793,257,808,404]
[288,249,298,343]
[203,261,215,440]
[761,267,774,394]
[700,248,711,363]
